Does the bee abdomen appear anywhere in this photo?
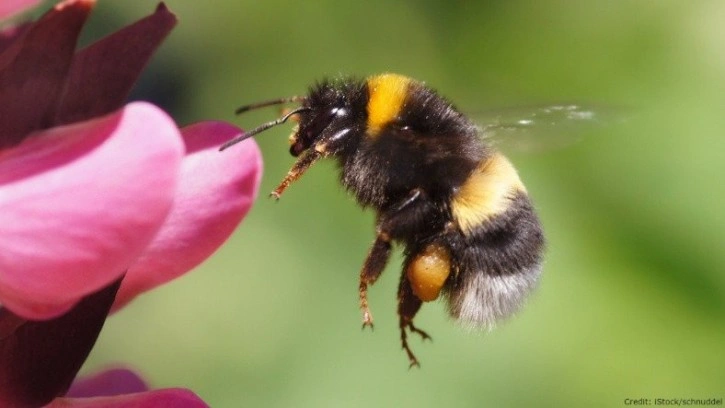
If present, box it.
[450,153,527,235]
[446,157,545,328]
[446,261,542,329]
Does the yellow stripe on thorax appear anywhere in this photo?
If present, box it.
[451,153,527,235]
[366,73,411,137]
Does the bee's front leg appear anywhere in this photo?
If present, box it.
[358,234,391,329]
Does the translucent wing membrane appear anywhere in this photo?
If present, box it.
[475,104,623,153]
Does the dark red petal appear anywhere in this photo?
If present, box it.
[0,278,121,407]
[54,3,177,125]
[0,23,31,55]
[0,0,94,149]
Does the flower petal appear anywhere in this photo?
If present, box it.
[0,102,183,319]
[0,0,94,149]
[0,0,42,21]
[113,123,262,310]
[0,23,31,55]
[54,3,177,126]
[48,388,208,408]
[0,279,121,408]
[65,368,148,398]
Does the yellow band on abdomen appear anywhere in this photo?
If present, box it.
[451,153,527,235]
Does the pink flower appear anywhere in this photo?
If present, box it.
[0,1,261,406]
[0,0,41,20]
[47,368,207,408]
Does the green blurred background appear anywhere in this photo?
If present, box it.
[73,1,725,406]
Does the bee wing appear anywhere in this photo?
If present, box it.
[474,104,623,153]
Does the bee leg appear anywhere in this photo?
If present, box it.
[270,149,322,199]
[359,233,392,330]
[272,134,348,199]
[398,273,432,368]
[359,188,427,329]
[377,188,439,239]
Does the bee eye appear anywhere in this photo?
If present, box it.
[300,107,340,142]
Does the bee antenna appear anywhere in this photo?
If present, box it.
[235,96,305,115]
[220,106,311,151]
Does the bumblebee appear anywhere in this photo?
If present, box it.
[222,73,545,367]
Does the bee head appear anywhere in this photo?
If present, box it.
[221,78,365,155]
[289,105,350,156]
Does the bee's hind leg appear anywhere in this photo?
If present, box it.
[397,273,431,368]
